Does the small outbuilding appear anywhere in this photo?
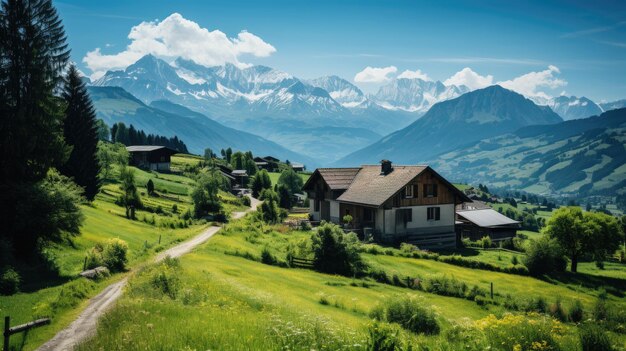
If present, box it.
[126,145,178,171]
[455,208,519,242]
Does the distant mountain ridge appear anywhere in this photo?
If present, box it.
[334,85,563,166]
[372,78,469,114]
[92,55,416,163]
[431,108,626,196]
[87,86,319,167]
[546,95,603,120]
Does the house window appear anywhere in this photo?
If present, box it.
[423,184,438,197]
[364,208,374,222]
[427,207,441,221]
[314,200,320,211]
[404,185,414,198]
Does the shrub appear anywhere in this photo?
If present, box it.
[524,236,567,276]
[318,295,330,305]
[373,295,440,335]
[150,265,180,299]
[366,322,401,351]
[311,222,364,276]
[85,246,103,269]
[479,236,492,249]
[569,300,584,323]
[369,270,391,284]
[399,243,418,255]
[171,204,178,213]
[476,313,564,351]
[299,221,312,231]
[241,196,251,207]
[102,238,129,272]
[549,298,568,322]
[0,267,21,295]
[511,255,519,265]
[261,247,277,265]
[579,323,613,351]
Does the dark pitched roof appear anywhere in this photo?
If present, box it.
[337,165,427,206]
[456,209,520,228]
[126,145,178,154]
[303,168,360,191]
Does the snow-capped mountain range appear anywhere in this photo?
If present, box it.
[372,78,470,113]
[91,54,623,163]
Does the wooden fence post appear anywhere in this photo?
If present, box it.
[490,282,494,299]
[83,256,87,271]
[4,316,9,351]
[158,235,161,245]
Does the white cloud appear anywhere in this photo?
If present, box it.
[397,69,431,81]
[443,67,493,90]
[497,65,566,100]
[354,66,398,83]
[82,13,276,80]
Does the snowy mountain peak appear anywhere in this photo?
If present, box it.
[372,78,469,113]
[546,95,603,120]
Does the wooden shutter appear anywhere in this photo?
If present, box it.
[423,184,427,196]
[413,184,418,198]
[433,184,438,197]
[435,207,441,220]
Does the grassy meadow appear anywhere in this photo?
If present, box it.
[75,215,626,351]
[0,156,248,351]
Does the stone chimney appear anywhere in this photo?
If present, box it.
[380,159,393,175]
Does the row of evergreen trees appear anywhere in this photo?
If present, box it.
[0,0,100,256]
[110,122,188,153]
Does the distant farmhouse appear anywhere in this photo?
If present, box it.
[126,145,178,172]
[455,208,520,242]
[303,160,472,249]
[303,160,518,249]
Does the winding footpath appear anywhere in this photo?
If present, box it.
[37,197,261,351]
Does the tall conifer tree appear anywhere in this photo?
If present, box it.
[60,65,101,200]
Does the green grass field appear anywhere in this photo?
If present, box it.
[0,156,251,351]
[73,216,625,350]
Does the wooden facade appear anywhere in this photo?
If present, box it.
[385,169,458,209]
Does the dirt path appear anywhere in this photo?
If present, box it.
[37,196,260,351]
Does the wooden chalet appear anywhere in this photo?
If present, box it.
[126,145,178,171]
[303,160,471,249]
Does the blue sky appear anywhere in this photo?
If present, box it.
[57,0,626,102]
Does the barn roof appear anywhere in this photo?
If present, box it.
[126,145,178,154]
[456,209,520,228]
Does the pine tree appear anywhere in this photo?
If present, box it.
[0,0,74,254]
[60,65,101,200]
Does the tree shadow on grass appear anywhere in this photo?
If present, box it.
[12,253,72,293]
[543,270,626,298]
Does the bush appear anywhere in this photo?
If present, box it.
[241,196,251,207]
[511,255,519,265]
[85,246,104,269]
[102,238,129,272]
[399,243,418,255]
[569,300,584,323]
[299,221,312,231]
[0,267,21,295]
[311,222,364,276]
[524,236,567,276]
[366,322,401,351]
[373,295,440,335]
[261,247,277,265]
[476,313,564,351]
[579,323,613,351]
[150,265,180,299]
[549,298,567,322]
[479,236,492,249]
